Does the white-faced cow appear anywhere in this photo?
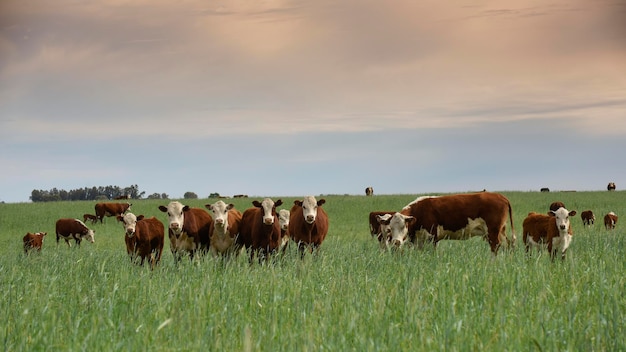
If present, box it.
[94,202,132,223]
[55,218,95,247]
[205,201,243,257]
[23,232,47,254]
[375,213,394,249]
[278,209,291,252]
[385,192,515,254]
[365,187,374,196]
[604,212,618,230]
[117,213,165,269]
[289,196,329,257]
[158,201,212,261]
[238,198,283,262]
[523,207,576,260]
[580,210,595,226]
[368,211,396,239]
[607,182,616,191]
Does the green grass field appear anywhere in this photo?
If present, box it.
[1,192,624,351]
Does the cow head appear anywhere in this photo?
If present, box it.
[117,213,145,237]
[206,201,234,230]
[375,213,393,247]
[294,196,325,224]
[278,209,290,232]
[549,207,576,234]
[387,212,416,248]
[159,201,189,236]
[82,227,95,243]
[252,198,283,225]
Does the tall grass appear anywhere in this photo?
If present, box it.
[0,192,624,351]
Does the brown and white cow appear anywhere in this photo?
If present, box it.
[549,201,565,212]
[278,209,291,252]
[607,182,616,191]
[289,196,330,256]
[365,187,374,196]
[523,207,576,260]
[368,211,396,239]
[580,210,595,226]
[117,213,165,269]
[238,198,283,262]
[604,212,618,230]
[23,232,47,254]
[94,202,132,223]
[205,201,243,257]
[385,192,515,254]
[55,218,95,247]
[375,213,394,249]
[158,201,212,261]
[83,213,98,224]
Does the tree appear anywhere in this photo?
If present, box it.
[184,192,198,199]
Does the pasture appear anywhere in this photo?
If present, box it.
[1,192,624,351]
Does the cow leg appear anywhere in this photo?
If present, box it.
[487,231,500,255]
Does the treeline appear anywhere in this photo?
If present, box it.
[30,185,145,202]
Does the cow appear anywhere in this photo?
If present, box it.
[580,210,595,226]
[158,201,212,261]
[278,209,291,252]
[55,218,95,247]
[94,202,132,223]
[114,194,130,200]
[368,211,396,238]
[385,192,515,254]
[233,194,249,198]
[289,196,330,257]
[365,187,374,196]
[83,213,98,224]
[205,201,243,257]
[117,213,165,269]
[549,201,565,212]
[523,207,576,260]
[604,212,618,230]
[23,232,47,254]
[607,182,616,191]
[375,213,394,249]
[540,188,550,193]
[237,198,283,262]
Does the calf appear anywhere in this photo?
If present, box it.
[289,196,329,256]
[158,201,212,261]
[205,201,243,257]
[83,214,98,224]
[604,212,618,230]
[55,218,95,247]
[95,202,131,223]
[580,210,595,226]
[278,209,291,252]
[23,232,47,254]
[238,198,283,262]
[117,213,165,269]
[523,207,576,260]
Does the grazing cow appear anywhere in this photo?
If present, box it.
[238,198,283,262]
[233,194,248,198]
[205,201,243,257]
[365,187,374,196]
[114,194,130,200]
[580,210,595,226]
[83,213,98,224]
[278,209,291,252]
[117,213,165,268]
[23,232,47,254]
[386,192,515,254]
[607,182,616,191]
[604,212,618,230]
[523,207,576,260]
[158,201,212,261]
[55,218,95,247]
[549,201,565,212]
[289,196,330,256]
[94,202,132,223]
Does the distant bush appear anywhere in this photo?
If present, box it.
[184,192,198,199]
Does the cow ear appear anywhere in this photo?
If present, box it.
[137,215,145,221]
[158,205,168,213]
[182,205,190,212]
[117,215,124,222]
[227,203,235,210]
[317,199,326,206]
[252,200,262,208]
[548,211,556,217]
[293,200,303,206]
[405,216,416,225]
[275,199,283,207]
[569,210,577,216]
[205,204,213,210]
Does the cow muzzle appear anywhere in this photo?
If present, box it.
[126,229,136,237]
[264,218,274,225]
[305,215,315,224]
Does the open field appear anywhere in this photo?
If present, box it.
[1,191,625,351]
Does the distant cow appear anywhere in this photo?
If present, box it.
[604,212,618,230]
[540,188,550,193]
[158,201,212,261]
[549,201,565,212]
[23,232,47,254]
[607,182,616,191]
[289,196,330,256]
[233,194,249,198]
[83,214,98,224]
[117,213,165,269]
[365,187,374,196]
[238,198,283,262]
[523,207,576,260]
[205,201,243,257]
[580,210,595,226]
[94,202,132,223]
[55,218,95,247]
[114,194,130,200]
[278,209,291,252]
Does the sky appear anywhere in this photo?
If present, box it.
[1,0,625,203]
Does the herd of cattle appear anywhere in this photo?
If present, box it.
[21,191,619,266]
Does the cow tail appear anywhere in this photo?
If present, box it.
[508,201,516,249]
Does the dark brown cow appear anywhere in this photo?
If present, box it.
[238,198,283,262]
[55,218,95,247]
[114,194,130,200]
[580,210,595,226]
[158,201,212,261]
[607,182,616,191]
[523,207,576,260]
[205,200,243,257]
[289,196,329,256]
[117,213,165,269]
[94,202,132,223]
[604,212,618,230]
[365,187,374,196]
[23,232,47,254]
[549,201,565,212]
[83,213,98,224]
[386,192,515,254]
